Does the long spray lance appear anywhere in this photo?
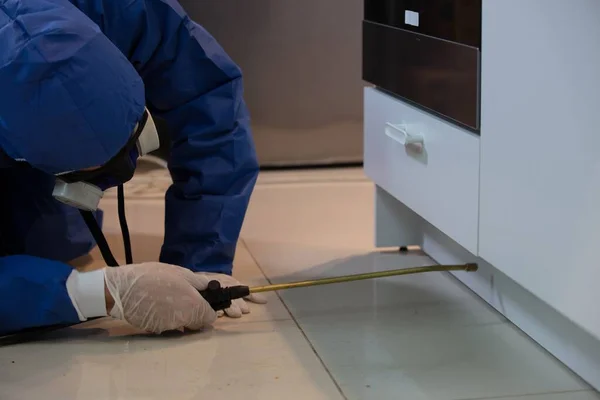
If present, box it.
[199,263,478,310]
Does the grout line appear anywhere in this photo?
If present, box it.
[452,389,596,400]
[241,239,349,400]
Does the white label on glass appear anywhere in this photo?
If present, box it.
[404,10,420,27]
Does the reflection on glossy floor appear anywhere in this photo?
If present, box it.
[1,168,599,400]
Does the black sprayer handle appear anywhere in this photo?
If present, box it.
[199,280,251,311]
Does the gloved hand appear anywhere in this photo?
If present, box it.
[104,262,217,334]
[195,272,268,318]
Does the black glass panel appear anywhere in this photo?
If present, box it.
[362,21,480,130]
[365,0,481,48]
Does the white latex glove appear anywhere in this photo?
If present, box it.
[104,262,217,333]
[195,272,267,318]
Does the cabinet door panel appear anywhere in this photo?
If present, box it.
[479,0,600,339]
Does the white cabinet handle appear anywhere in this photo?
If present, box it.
[385,122,424,147]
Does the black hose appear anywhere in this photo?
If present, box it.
[79,209,118,267]
[117,185,133,264]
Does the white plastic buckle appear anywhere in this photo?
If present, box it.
[52,180,103,211]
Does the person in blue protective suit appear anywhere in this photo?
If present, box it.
[0,0,266,336]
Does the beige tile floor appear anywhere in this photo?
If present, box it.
[0,167,599,400]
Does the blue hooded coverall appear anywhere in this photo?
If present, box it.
[0,0,258,335]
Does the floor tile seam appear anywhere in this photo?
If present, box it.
[243,240,349,400]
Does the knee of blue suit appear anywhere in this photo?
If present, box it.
[0,166,104,262]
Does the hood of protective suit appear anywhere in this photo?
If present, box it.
[0,0,145,174]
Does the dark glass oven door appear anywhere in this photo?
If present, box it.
[362,0,481,132]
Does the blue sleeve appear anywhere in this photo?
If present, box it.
[86,0,259,275]
[0,256,80,336]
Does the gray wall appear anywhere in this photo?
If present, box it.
[180,0,365,166]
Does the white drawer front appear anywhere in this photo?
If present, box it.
[364,87,480,254]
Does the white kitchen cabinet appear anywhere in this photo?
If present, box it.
[479,0,600,341]
[364,0,600,390]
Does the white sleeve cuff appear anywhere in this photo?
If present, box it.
[66,268,108,321]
